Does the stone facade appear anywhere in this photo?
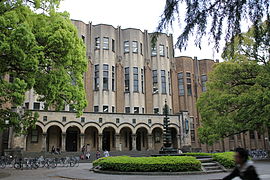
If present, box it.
[2,20,269,154]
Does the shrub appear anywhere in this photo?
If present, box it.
[93,156,201,172]
[213,152,235,168]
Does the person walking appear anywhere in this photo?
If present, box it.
[222,148,260,180]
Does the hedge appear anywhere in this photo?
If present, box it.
[183,152,235,169]
[212,152,235,169]
[93,156,201,172]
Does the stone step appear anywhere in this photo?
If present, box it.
[202,162,218,166]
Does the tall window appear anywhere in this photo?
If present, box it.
[166,47,169,58]
[201,75,207,92]
[112,39,115,52]
[81,35,85,43]
[178,72,184,96]
[151,46,157,56]
[31,129,38,143]
[103,64,109,90]
[141,68,144,93]
[132,41,138,53]
[161,70,166,93]
[152,70,158,93]
[94,64,99,90]
[168,71,171,94]
[159,45,165,56]
[124,41,129,53]
[95,37,100,49]
[124,67,130,92]
[186,72,192,96]
[133,67,139,92]
[94,106,99,112]
[103,106,108,113]
[112,66,115,91]
[33,102,40,110]
[134,107,139,114]
[125,107,130,113]
[140,43,143,55]
[154,108,159,114]
[103,37,109,50]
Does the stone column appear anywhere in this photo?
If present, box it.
[98,134,103,151]
[115,134,120,151]
[177,134,182,149]
[132,134,137,151]
[23,135,27,151]
[61,133,66,152]
[147,135,153,150]
[42,133,47,152]
[80,134,85,150]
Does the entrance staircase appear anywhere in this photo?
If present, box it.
[196,156,226,173]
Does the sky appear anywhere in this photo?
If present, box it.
[58,0,224,60]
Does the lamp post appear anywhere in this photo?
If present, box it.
[159,100,177,154]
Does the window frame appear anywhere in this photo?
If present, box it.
[94,64,100,91]
[132,41,138,53]
[103,37,109,50]
[124,67,130,92]
[103,64,109,90]
[112,39,115,52]
[31,129,39,143]
[133,67,139,92]
[159,44,165,57]
[95,37,100,49]
[124,41,130,53]
[161,70,166,94]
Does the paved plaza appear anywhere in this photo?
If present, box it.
[0,161,270,180]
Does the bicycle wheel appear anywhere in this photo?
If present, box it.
[0,162,6,169]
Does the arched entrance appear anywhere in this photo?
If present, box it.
[119,127,132,151]
[26,125,43,152]
[66,126,80,152]
[152,127,163,150]
[170,127,178,149]
[85,126,99,151]
[136,127,148,151]
[47,126,62,152]
[102,127,116,151]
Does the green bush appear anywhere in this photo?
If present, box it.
[93,156,201,172]
[212,152,235,169]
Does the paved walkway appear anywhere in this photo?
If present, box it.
[0,161,269,180]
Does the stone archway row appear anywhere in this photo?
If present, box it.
[27,122,181,152]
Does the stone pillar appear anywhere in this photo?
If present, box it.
[61,133,66,152]
[8,127,13,149]
[98,134,103,151]
[177,134,182,149]
[132,134,137,151]
[80,134,85,150]
[115,134,120,151]
[23,135,27,151]
[147,135,153,150]
[42,133,47,152]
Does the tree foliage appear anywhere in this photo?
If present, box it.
[197,22,270,145]
[158,0,270,51]
[0,0,87,134]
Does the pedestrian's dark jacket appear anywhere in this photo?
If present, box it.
[223,160,260,180]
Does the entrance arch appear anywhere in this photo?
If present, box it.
[119,127,132,151]
[84,126,99,151]
[47,125,62,152]
[102,127,116,151]
[26,125,43,152]
[136,127,148,151]
[170,127,178,149]
[152,127,163,150]
[66,126,80,152]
